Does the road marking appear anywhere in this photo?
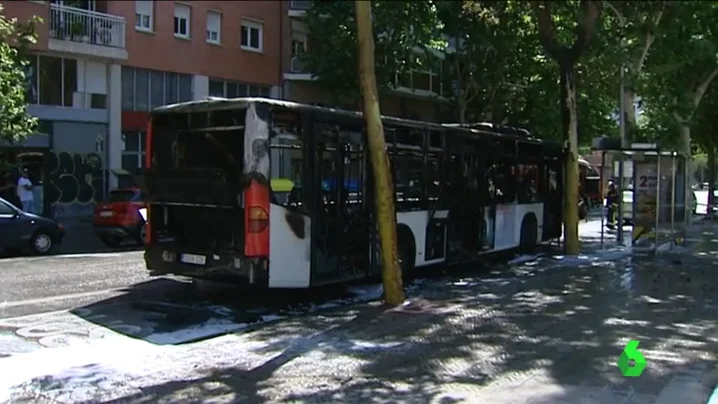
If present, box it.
[0,288,127,309]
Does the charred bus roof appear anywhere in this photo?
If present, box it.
[443,122,533,138]
[151,97,559,146]
[151,97,448,131]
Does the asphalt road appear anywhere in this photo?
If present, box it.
[0,251,176,319]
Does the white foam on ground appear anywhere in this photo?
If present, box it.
[143,318,249,345]
[0,336,163,403]
[346,284,384,302]
[508,254,543,265]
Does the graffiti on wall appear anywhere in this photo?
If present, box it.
[45,152,104,218]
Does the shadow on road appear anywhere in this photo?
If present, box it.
[81,224,718,403]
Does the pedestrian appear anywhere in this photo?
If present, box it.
[17,168,35,214]
[605,179,618,229]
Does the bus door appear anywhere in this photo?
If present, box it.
[542,156,563,240]
[336,130,370,277]
[312,124,369,283]
[447,137,485,257]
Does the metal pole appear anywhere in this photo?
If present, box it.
[655,153,661,253]
[671,154,676,247]
[617,66,626,245]
[600,151,606,248]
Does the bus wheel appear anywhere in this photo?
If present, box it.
[519,214,538,253]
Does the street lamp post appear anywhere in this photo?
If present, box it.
[617,65,626,245]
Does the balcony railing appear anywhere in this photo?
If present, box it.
[290,57,307,73]
[290,1,312,10]
[49,3,126,49]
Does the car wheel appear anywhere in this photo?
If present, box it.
[100,236,123,249]
[30,231,54,255]
[134,222,147,245]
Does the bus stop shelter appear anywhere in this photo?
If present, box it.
[592,138,689,253]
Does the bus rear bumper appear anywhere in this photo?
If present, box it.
[144,246,269,287]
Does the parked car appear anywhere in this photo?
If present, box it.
[0,197,65,255]
[92,188,146,248]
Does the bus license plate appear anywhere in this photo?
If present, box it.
[180,254,206,265]
[100,211,113,217]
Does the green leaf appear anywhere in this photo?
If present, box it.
[0,4,39,144]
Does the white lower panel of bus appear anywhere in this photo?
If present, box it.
[396,204,546,268]
[397,210,449,267]
[268,204,311,288]
[493,204,517,251]
[493,203,544,251]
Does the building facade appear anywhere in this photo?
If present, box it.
[279,0,447,121]
[3,0,281,219]
[2,0,446,220]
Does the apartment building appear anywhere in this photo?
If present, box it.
[2,0,281,219]
[279,0,448,122]
[2,0,446,219]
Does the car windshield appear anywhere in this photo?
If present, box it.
[0,198,17,215]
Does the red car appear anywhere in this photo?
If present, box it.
[92,187,146,248]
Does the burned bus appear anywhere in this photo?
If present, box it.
[138,98,564,288]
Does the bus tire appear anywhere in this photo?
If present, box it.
[397,225,416,282]
[519,214,538,253]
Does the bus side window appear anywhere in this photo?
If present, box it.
[392,150,424,209]
[517,163,539,204]
[269,129,305,211]
[427,155,441,206]
[494,159,517,204]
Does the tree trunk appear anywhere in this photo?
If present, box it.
[708,141,716,219]
[354,0,405,306]
[560,63,580,254]
[458,98,467,124]
[679,123,694,218]
[622,88,638,141]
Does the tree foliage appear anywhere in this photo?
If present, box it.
[641,1,718,151]
[0,4,39,144]
[301,0,718,156]
[303,1,441,107]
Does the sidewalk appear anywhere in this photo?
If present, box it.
[3,222,718,403]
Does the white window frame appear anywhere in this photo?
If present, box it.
[394,69,441,95]
[174,3,191,39]
[121,131,147,172]
[291,33,306,58]
[135,0,153,32]
[241,20,263,52]
[206,10,221,44]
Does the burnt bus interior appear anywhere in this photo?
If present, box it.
[270,109,372,284]
[269,106,565,284]
[137,108,246,254]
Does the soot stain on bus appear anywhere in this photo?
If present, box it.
[285,211,306,239]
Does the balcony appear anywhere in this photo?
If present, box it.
[284,56,314,81]
[288,0,311,17]
[290,57,306,73]
[48,3,128,60]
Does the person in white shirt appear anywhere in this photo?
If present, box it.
[17,168,35,213]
